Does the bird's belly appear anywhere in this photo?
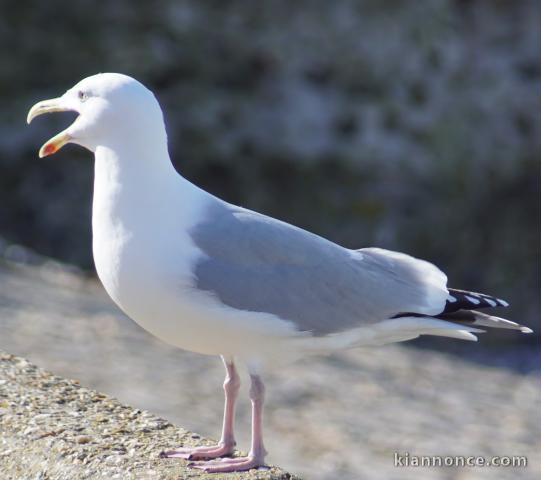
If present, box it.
[93,232,212,352]
[93,231,296,359]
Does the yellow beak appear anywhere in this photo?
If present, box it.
[37,130,72,158]
[27,97,73,158]
[27,97,69,124]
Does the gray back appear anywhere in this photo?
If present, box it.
[190,200,441,336]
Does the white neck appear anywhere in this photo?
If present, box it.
[89,119,213,329]
[95,125,176,181]
[91,129,209,238]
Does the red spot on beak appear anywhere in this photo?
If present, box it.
[38,131,71,158]
[42,142,57,156]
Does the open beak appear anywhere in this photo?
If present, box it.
[27,98,74,158]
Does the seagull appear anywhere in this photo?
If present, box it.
[27,73,533,473]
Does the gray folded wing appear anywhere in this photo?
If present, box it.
[190,200,448,336]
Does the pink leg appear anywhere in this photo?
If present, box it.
[190,373,267,472]
[160,356,240,460]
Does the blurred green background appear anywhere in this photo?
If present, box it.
[0,0,539,348]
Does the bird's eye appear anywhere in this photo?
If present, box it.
[78,90,88,102]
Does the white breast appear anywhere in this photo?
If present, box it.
[91,146,299,361]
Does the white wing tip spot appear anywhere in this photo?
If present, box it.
[497,299,509,307]
[484,298,497,307]
[447,294,457,303]
[465,295,481,305]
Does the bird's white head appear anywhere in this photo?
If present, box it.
[27,73,165,158]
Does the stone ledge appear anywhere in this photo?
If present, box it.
[0,352,299,480]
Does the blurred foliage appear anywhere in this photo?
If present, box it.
[0,0,540,344]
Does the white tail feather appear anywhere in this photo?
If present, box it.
[375,317,484,343]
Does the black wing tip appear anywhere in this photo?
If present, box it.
[446,288,509,313]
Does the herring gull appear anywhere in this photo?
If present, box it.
[27,73,533,472]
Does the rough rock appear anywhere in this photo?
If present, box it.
[0,351,298,480]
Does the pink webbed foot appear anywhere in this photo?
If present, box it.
[189,374,268,472]
[159,442,235,460]
[188,453,266,473]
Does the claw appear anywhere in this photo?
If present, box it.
[188,454,265,473]
[159,442,235,460]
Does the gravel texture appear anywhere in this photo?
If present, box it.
[0,257,540,479]
[0,351,297,480]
